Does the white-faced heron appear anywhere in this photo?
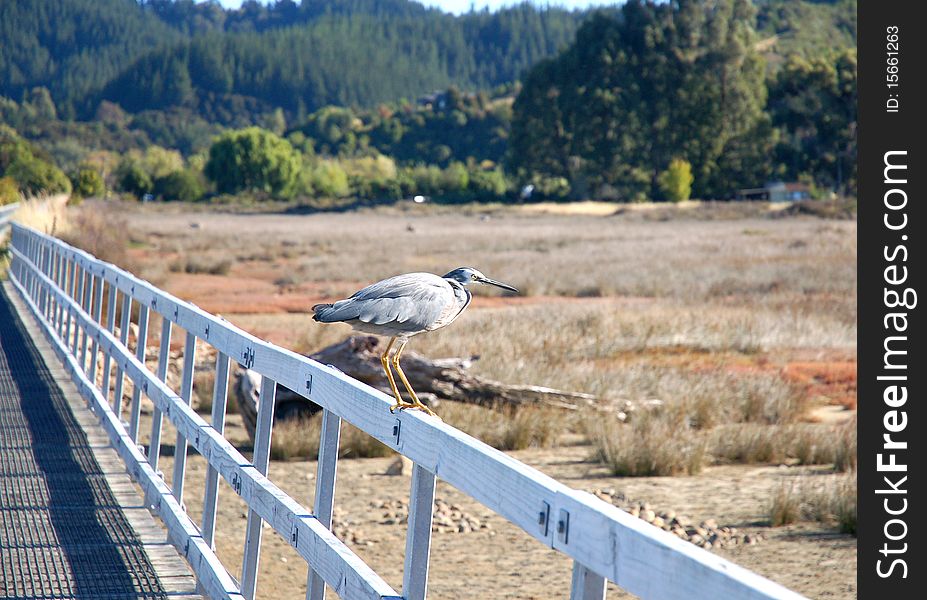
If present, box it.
[312,267,518,416]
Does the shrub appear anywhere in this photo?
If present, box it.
[308,160,350,198]
[116,159,153,197]
[0,176,18,205]
[658,158,694,202]
[586,412,707,476]
[205,127,301,198]
[154,170,203,202]
[69,166,105,199]
[5,154,71,197]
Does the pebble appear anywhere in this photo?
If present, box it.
[589,487,763,552]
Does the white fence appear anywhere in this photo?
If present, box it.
[8,223,804,600]
[0,202,19,234]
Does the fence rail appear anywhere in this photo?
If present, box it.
[8,223,804,600]
[0,202,19,234]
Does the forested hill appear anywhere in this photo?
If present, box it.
[0,0,584,121]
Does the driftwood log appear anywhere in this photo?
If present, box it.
[234,335,600,443]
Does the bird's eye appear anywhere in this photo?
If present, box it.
[471,274,477,280]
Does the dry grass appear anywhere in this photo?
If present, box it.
[584,412,708,476]
[269,402,563,460]
[439,403,562,451]
[169,254,232,275]
[123,205,856,478]
[58,201,137,272]
[769,481,802,526]
[832,418,857,473]
[710,423,839,465]
[10,193,71,235]
[269,414,393,461]
[768,473,857,535]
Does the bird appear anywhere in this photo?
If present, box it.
[312,267,518,416]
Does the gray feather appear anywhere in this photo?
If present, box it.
[312,272,456,335]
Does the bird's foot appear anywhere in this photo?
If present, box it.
[389,400,439,419]
[389,400,416,413]
[409,400,439,419]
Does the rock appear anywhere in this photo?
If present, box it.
[702,518,718,530]
[641,509,656,523]
[689,534,704,546]
[651,516,665,529]
[385,455,413,476]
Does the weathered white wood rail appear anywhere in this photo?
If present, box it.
[8,223,806,600]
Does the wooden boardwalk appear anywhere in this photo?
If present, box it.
[0,282,200,600]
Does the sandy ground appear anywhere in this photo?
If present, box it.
[142,412,855,600]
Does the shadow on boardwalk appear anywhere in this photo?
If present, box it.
[0,286,167,599]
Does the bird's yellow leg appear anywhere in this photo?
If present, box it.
[392,340,438,418]
[381,337,411,412]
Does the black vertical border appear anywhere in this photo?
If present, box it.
[858,1,925,597]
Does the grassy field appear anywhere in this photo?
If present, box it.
[42,199,857,598]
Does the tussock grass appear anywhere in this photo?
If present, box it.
[768,474,857,535]
[270,416,322,461]
[584,412,708,476]
[169,254,232,275]
[833,418,857,473]
[269,414,393,461]
[440,403,562,451]
[769,481,801,526]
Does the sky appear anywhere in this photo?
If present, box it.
[215,0,618,14]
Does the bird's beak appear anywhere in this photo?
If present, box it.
[478,276,518,294]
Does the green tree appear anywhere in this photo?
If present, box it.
[205,127,301,197]
[154,170,204,202]
[509,1,768,200]
[769,50,857,195]
[70,166,105,199]
[0,126,71,196]
[658,159,694,202]
[116,159,153,197]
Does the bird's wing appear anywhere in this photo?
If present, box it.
[316,273,454,330]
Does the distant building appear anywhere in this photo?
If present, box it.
[417,91,448,110]
[736,181,812,202]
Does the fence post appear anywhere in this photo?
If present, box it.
[148,315,173,475]
[113,293,132,417]
[402,463,437,600]
[62,258,75,347]
[241,374,277,600]
[54,252,66,334]
[202,351,231,549]
[88,274,104,383]
[71,262,85,355]
[172,330,197,505]
[306,409,342,600]
[79,269,94,374]
[569,562,607,600]
[128,302,150,442]
[101,284,118,401]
